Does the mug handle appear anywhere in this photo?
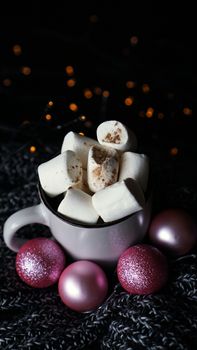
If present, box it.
[3,203,49,252]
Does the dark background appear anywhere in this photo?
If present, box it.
[0,5,195,122]
[0,5,197,350]
[0,4,196,213]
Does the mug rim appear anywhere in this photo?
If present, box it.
[38,182,151,229]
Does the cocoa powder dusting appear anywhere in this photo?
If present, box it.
[102,128,122,144]
[93,167,102,177]
[92,146,108,164]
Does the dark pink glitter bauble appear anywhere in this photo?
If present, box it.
[16,238,66,288]
[117,244,168,295]
[58,261,108,312]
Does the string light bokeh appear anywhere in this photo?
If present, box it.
[0,9,197,350]
[0,8,196,171]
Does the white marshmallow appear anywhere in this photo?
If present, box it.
[58,188,99,224]
[96,120,137,152]
[119,152,149,192]
[38,151,82,197]
[87,145,119,193]
[61,131,99,168]
[92,178,145,222]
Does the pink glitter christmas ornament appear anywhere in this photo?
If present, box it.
[58,261,108,312]
[16,238,66,288]
[117,244,168,295]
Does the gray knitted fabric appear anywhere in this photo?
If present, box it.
[0,144,197,350]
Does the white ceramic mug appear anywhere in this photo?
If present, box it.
[3,184,152,267]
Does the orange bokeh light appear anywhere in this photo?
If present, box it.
[3,78,12,87]
[170,147,179,156]
[183,107,192,116]
[69,103,78,112]
[20,66,31,76]
[65,66,74,76]
[126,81,135,88]
[102,90,110,97]
[146,107,154,118]
[45,114,52,121]
[142,83,150,93]
[67,79,76,87]
[130,36,138,45]
[13,44,22,56]
[124,97,134,106]
[84,89,93,99]
[29,145,36,153]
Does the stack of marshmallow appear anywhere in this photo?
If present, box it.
[38,120,149,224]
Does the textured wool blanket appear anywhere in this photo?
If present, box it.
[0,143,197,350]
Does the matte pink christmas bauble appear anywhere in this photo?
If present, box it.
[16,238,66,288]
[58,261,108,312]
[117,244,168,295]
[148,209,197,256]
